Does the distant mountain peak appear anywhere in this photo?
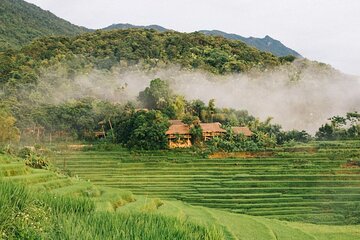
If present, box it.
[199,30,302,57]
[264,35,272,39]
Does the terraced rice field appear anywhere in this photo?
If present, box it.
[53,141,360,225]
[0,156,88,192]
[0,153,134,212]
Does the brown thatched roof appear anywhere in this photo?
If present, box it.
[169,120,184,125]
[232,127,253,137]
[200,122,226,133]
[166,123,190,135]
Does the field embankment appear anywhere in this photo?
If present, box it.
[53,141,360,225]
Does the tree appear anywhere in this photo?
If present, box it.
[189,99,206,120]
[207,99,216,122]
[172,95,186,119]
[329,116,347,129]
[189,119,203,145]
[138,78,172,110]
[114,110,170,150]
[0,109,20,144]
[316,112,360,140]
[137,78,178,118]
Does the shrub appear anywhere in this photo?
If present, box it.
[18,147,49,169]
[24,153,49,169]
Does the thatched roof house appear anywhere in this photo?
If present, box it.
[165,120,252,148]
[200,122,226,134]
[166,121,191,148]
[166,123,191,136]
[232,127,253,137]
[199,122,226,141]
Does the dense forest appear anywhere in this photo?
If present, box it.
[0,0,88,50]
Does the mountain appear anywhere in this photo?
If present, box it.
[0,0,300,58]
[0,0,89,50]
[104,24,301,57]
[104,23,168,32]
[199,30,302,57]
[1,28,291,88]
[0,0,301,58]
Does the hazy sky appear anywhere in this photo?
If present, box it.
[25,0,360,76]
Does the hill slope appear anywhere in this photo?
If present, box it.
[0,0,88,50]
[103,23,301,57]
[199,30,302,57]
[0,0,301,57]
[1,151,360,239]
[1,28,285,86]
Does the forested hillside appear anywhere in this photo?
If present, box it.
[103,23,302,57]
[0,0,88,50]
[1,28,289,86]
[200,30,302,57]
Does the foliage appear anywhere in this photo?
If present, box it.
[0,108,20,144]
[24,153,49,169]
[207,126,260,152]
[189,120,203,145]
[11,98,123,142]
[0,28,292,146]
[18,147,49,169]
[276,130,312,144]
[0,0,87,50]
[0,181,223,239]
[199,30,302,58]
[138,78,177,118]
[316,112,360,140]
[113,110,170,150]
[1,28,283,87]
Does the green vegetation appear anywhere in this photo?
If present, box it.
[0,26,302,150]
[0,27,285,88]
[0,108,20,145]
[199,30,302,57]
[1,76,309,150]
[113,109,170,150]
[103,24,302,58]
[316,112,360,140]
[0,152,224,239]
[0,0,88,50]
[54,140,360,226]
[0,181,223,239]
[2,149,360,239]
[1,1,359,238]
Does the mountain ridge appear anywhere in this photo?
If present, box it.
[1,0,300,58]
[199,29,302,57]
[102,23,301,57]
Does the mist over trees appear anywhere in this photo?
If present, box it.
[0,28,358,149]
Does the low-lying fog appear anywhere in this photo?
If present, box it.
[39,61,360,133]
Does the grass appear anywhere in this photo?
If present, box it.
[2,142,360,239]
[0,181,224,240]
[52,140,360,225]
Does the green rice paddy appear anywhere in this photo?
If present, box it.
[53,141,360,225]
[1,140,360,239]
